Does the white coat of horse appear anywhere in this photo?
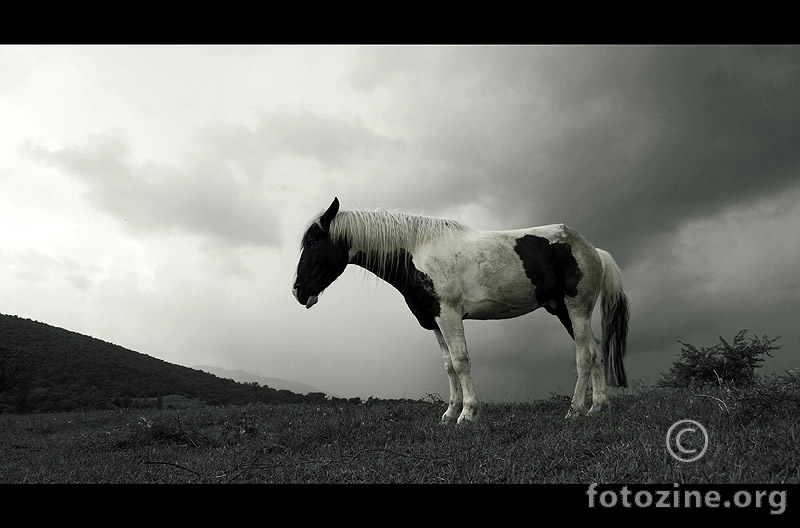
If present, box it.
[293,198,629,423]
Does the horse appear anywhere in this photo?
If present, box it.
[292,197,629,424]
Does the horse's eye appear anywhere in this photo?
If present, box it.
[308,239,318,248]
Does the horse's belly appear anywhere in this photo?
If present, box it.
[462,298,540,320]
[460,253,540,320]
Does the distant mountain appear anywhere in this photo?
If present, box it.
[194,365,327,395]
[0,313,319,413]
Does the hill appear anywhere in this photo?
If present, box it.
[194,365,326,395]
[0,313,328,413]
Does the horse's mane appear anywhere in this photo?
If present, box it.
[326,209,466,275]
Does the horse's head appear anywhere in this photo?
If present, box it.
[292,197,350,309]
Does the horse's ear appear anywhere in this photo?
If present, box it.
[319,197,339,231]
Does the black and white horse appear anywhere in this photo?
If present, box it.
[293,198,629,424]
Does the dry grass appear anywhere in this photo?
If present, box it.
[1,374,798,484]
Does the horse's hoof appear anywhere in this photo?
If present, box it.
[440,412,458,425]
[565,408,586,419]
[586,404,609,417]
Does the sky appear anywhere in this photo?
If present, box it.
[1,45,799,402]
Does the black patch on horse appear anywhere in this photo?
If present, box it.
[543,299,575,339]
[514,234,582,337]
[351,249,441,331]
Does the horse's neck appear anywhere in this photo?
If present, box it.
[349,248,416,292]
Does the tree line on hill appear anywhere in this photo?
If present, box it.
[0,314,365,414]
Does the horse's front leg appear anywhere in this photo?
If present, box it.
[434,328,462,424]
[435,309,479,424]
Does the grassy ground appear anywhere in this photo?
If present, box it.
[1,375,798,484]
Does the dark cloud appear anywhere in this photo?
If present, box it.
[23,132,282,248]
[338,46,800,398]
[349,46,800,265]
[528,46,800,263]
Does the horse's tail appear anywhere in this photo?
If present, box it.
[596,249,630,388]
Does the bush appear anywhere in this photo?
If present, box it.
[658,330,782,388]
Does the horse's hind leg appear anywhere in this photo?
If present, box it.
[566,324,592,418]
[587,335,609,415]
[565,309,609,418]
[434,328,463,424]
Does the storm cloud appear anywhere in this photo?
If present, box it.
[2,45,799,402]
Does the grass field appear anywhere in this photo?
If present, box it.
[1,375,798,485]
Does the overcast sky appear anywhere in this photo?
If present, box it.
[1,45,798,402]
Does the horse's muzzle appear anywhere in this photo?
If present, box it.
[292,285,318,309]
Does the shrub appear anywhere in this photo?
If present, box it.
[658,330,782,388]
